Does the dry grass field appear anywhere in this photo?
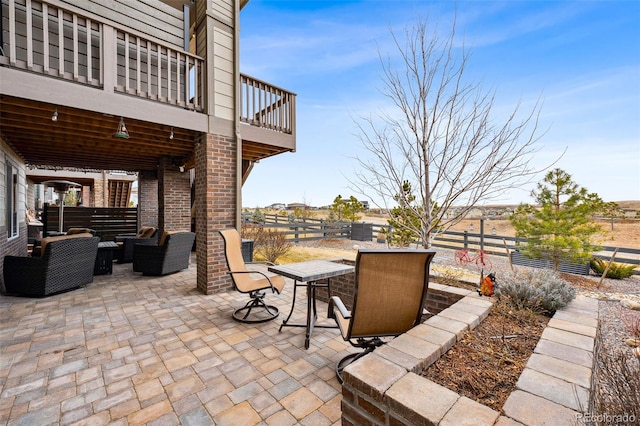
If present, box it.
[258,203,639,265]
[448,218,640,249]
[362,201,640,249]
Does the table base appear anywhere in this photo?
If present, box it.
[279,279,338,349]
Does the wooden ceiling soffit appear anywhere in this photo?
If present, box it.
[0,96,198,172]
[242,141,291,162]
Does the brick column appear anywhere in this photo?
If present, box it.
[138,170,158,228]
[158,158,191,231]
[80,186,90,207]
[194,133,236,294]
[93,176,105,207]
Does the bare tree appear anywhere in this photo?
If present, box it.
[351,17,550,248]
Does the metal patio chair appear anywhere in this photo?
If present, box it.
[220,228,285,323]
[329,248,436,383]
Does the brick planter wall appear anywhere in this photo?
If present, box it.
[315,259,355,308]
[340,290,599,425]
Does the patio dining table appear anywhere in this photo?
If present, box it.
[269,260,355,349]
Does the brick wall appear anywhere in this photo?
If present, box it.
[138,170,158,229]
[93,175,105,207]
[423,284,468,315]
[80,186,91,207]
[194,133,236,295]
[158,158,191,231]
[315,259,355,308]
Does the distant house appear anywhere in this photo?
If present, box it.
[267,203,286,210]
[287,203,309,210]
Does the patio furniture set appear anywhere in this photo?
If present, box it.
[3,226,195,297]
[220,227,436,380]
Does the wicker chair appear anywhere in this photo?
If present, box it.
[220,228,285,323]
[132,231,195,276]
[329,248,436,382]
[114,226,158,263]
[3,235,100,297]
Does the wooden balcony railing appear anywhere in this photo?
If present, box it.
[1,0,296,139]
[240,74,296,135]
[0,0,204,111]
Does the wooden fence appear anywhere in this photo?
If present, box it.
[247,213,640,274]
[43,205,137,241]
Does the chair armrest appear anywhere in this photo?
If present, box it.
[133,243,163,256]
[3,256,46,291]
[329,296,350,320]
[247,261,276,266]
[226,269,279,292]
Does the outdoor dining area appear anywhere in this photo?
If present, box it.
[1,223,444,425]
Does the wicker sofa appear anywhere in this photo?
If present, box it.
[114,226,158,263]
[4,234,99,297]
[132,231,195,276]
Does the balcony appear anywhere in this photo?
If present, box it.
[0,0,295,171]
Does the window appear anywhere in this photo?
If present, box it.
[6,162,18,238]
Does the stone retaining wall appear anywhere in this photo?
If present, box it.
[341,287,599,425]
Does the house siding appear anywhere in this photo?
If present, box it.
[194,0,237,124]
[1,141,28,292]
[57,0,184,49]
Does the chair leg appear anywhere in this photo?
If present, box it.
[233,290,280,323]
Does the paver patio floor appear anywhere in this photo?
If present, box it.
[0,256,353,425]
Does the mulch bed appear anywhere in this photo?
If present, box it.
[422,300,550,411]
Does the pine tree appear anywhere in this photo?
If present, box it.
[510,168,603,271]
[386,181,422,247]
[330,195,364,222]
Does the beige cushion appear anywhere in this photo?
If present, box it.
[40,233,93,255]
[136,226,156,239]
[67,227,92,235]
[158,231,170,247]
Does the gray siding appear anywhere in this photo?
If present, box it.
[57,0,184,49]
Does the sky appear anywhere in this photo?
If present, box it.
[239,0,640,209]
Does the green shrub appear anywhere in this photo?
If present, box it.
[589,257,636,279]
[495,269,576,315]
[250,208,265,224]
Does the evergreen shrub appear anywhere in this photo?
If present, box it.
[495,269,576,315]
